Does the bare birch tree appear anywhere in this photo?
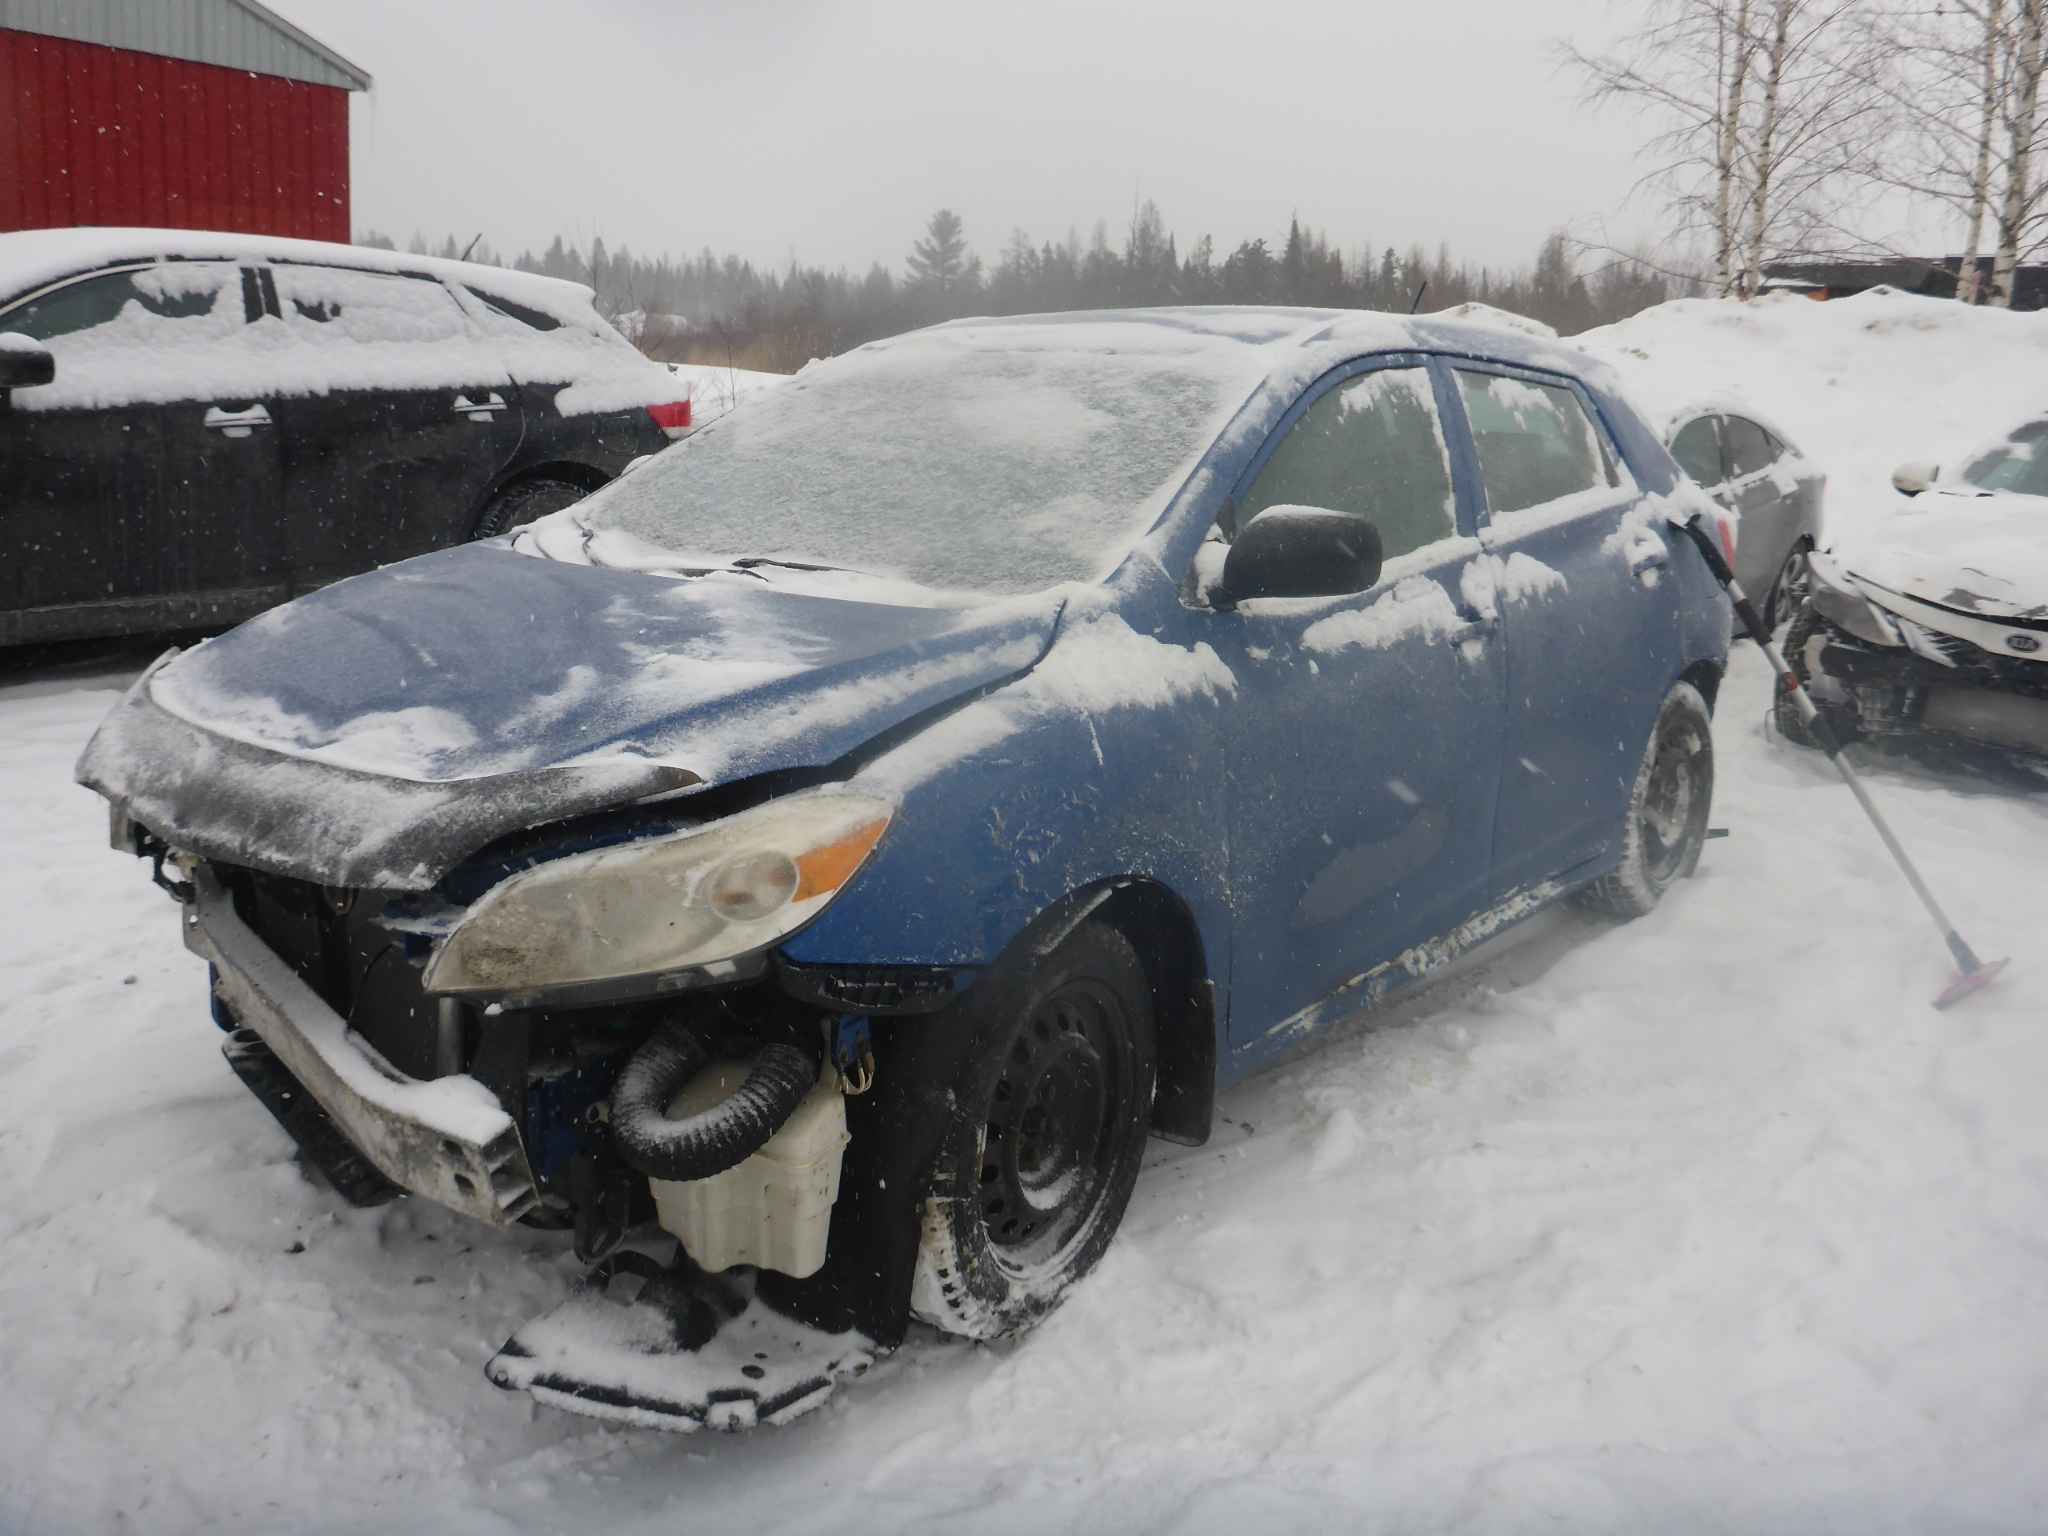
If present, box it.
[1991,0,2048,303]
[1566,0,1876,298]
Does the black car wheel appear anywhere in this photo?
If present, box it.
[911,920,1157,1340]
[1578,682,1715,919]
[1764,539,1814,633]
[1773,603,1861,750]
[473,476,593,539]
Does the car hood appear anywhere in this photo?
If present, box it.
[78,545,1062,890]
[1847,489,2048,621]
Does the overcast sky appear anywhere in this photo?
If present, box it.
[275,0,1665,276]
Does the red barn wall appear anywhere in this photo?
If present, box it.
[0,28,350,241]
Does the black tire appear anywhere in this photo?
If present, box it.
[1773,603,1861,750]
[1577,682,1715,919]
[910,920,1158,1340]
[472,476,592,539]
[1762,538,1815,634]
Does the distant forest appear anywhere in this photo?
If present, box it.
[362,205,1689,373]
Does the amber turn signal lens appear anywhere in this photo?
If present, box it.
[794,817,890,901]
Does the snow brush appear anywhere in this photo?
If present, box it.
[1671,513,2007,1010]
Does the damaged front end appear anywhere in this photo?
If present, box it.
[102,770,981,1431]
[1784,553,2048,760]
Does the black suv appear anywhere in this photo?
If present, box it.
[0,230,690,646]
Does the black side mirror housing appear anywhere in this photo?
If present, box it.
[1214,504,1384,606]
[0,338,56,391]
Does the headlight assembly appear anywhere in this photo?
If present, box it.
[423,793,893,999]
[1806,555,1904,648]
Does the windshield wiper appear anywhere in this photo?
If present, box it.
[729,556,865,576]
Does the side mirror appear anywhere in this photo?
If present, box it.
[1215,505,1383,606]
[0,335,55,390]
[1892,461,1938,497]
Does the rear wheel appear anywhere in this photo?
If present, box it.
[472,476,592,539]
[1578,682,1715,919]
[910,921,1157,1340]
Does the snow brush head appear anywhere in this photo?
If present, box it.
[1934,956,2009,1011]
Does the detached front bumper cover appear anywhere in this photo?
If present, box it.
[185,867,542,1225]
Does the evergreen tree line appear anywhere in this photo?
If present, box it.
[362,205,1685,373]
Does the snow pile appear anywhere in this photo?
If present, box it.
[1579,288,2048,554]
[665,360,786,419]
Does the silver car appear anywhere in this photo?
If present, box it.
[1667,409,1827,631]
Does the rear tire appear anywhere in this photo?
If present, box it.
[472,476,592,539]
[1577,682,1715,919]
[910,921,1157,1340]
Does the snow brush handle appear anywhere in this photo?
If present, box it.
[1671,515,2001,999]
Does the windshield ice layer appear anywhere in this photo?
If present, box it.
[572,319,1267,596]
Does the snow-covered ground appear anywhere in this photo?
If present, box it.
[5,293,2048,1533]
[666,359,787,420]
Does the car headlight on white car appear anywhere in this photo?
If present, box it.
[422,793,893,998]
[1806,553,1905,648]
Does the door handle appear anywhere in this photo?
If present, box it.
[1629,548,1670,585]
[452,391,507,419]
[1447,612,1498,646]
[204,403,272,437]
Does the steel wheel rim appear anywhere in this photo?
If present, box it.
[979,976,1132,1273]
[1774,547,1811,629]
[1640,718,1707,887]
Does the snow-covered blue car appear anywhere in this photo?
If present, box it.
[79,306,1730,1430]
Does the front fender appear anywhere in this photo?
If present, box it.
[778,650,1235,1005]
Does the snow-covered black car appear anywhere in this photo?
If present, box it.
[1777,421,2048,759]
[77,307,1730,1431]
[0,229,691,647]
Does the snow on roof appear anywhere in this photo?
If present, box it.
[0,227,598,325]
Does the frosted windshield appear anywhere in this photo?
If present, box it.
[571,325,1258,596]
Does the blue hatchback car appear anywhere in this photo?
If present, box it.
[81,306,1729,1430]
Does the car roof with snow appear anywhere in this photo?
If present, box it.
[916,304,1623,405]
[0,226,604,329]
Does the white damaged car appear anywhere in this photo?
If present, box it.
[1779,417,2048,759]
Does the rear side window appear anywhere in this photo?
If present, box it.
[1721,415,1780,479]
[1454,370,1618,516]
[0,263,243,343]
[1670,416,1725,486]
[272,266,468,343]
[1236,365,1456,563]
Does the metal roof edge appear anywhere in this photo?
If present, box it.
[221,0,371,90]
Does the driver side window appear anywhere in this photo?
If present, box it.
[1230,365,1457,564]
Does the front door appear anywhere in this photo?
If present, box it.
[264,263,522,592]
[0,261,284,639]
[1203,357,1506,1049]
[1443,364,1680,895]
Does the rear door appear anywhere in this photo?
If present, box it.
[264,263,523,591]
[1445,364,1680,897]
[0,261,285,640]
[1204,357,1506,1047]
[1719,413,1802,596]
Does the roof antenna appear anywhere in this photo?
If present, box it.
[458,231,483,263]
[1408,279,1429,314]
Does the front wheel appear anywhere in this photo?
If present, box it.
[1577,682,1715,919]
[910,920,1157,1340]
[1763,539,1814,634]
